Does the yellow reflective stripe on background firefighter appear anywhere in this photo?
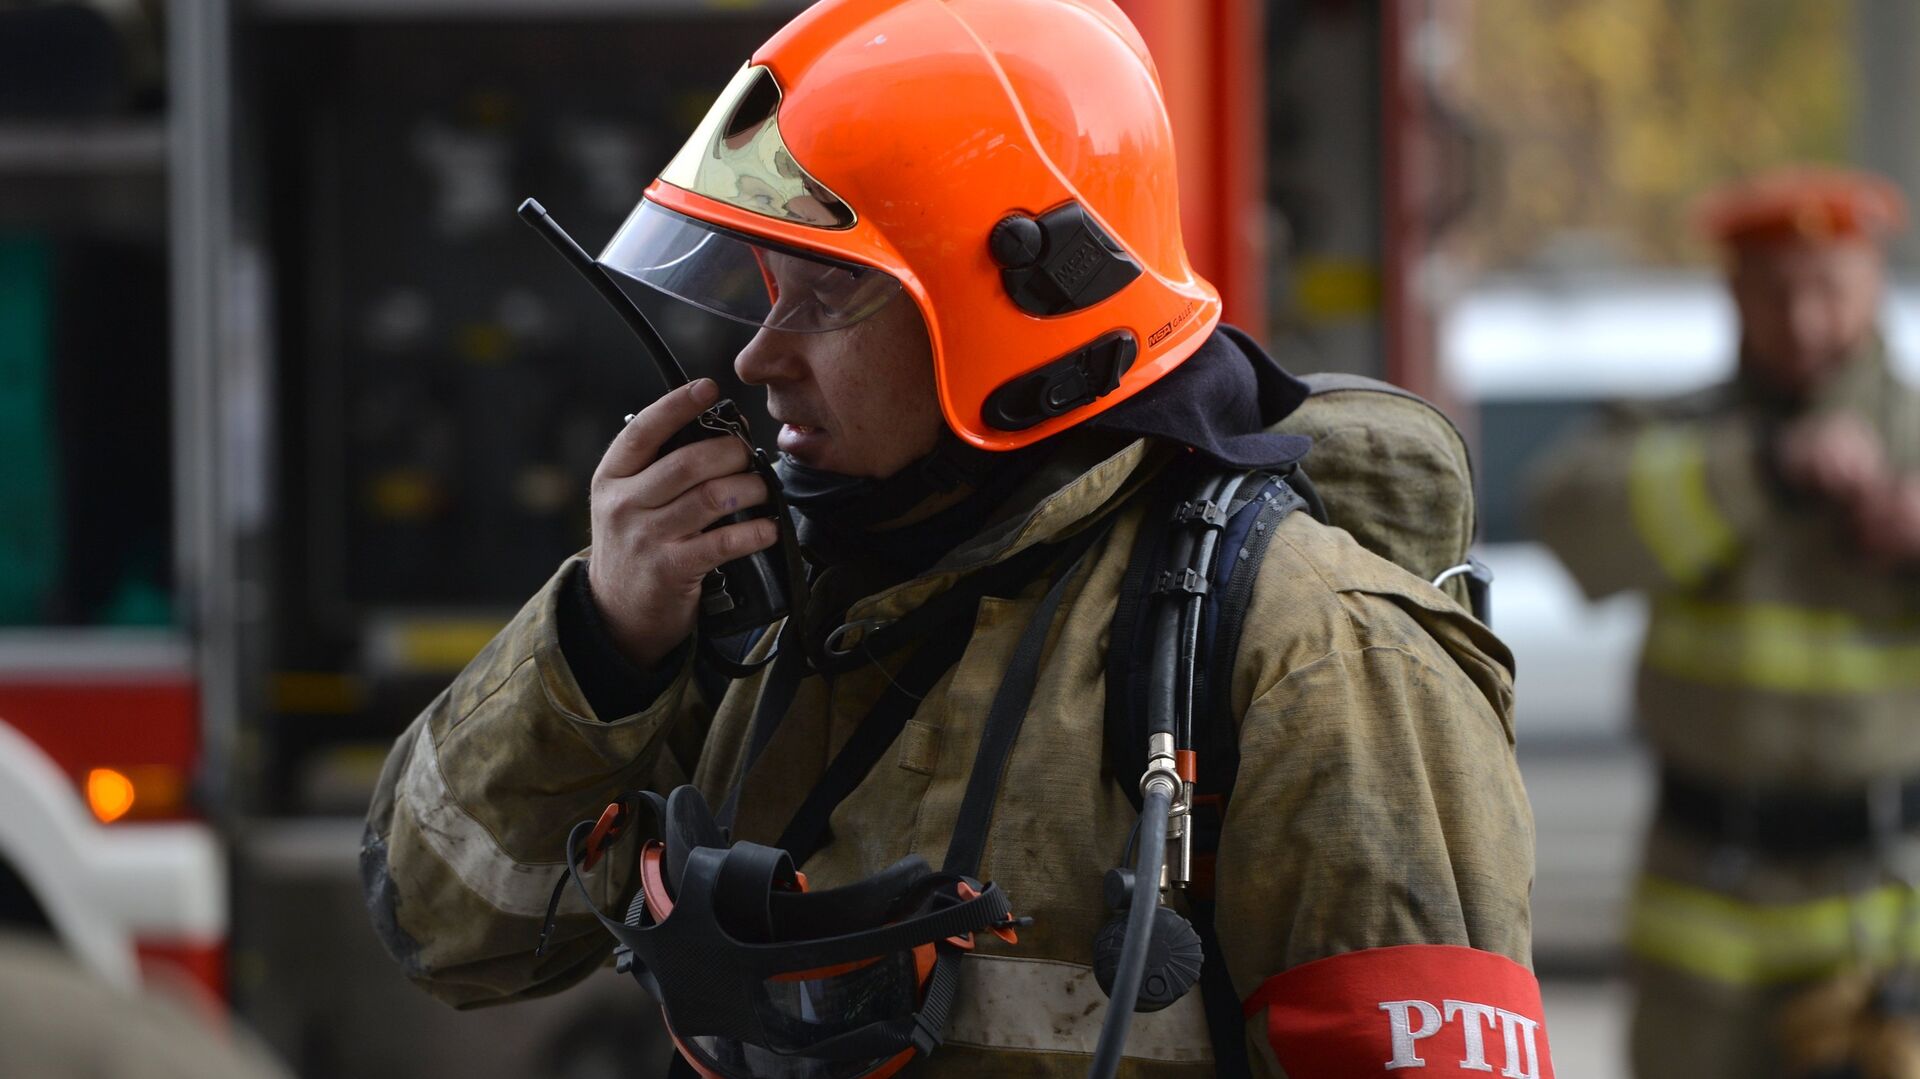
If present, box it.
[1644,596,1920,694]
[1628,428,1741,586]
[1631,875,1920,986]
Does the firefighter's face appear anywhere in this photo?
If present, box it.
[1731,238,1885,399]
[733,260,943,478]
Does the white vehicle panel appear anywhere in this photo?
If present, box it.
[1444,274,1920,403]
[0,722,225,987]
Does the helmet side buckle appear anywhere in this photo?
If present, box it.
[982,329,1138,431]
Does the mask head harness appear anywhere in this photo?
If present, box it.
[543,785,1020,1079]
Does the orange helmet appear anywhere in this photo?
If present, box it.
[598,0,1221,452]
[1696,165,1910,250]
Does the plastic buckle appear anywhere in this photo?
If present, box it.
[1172,499,1228,529]
[1153,568,1210,597]
[987,915,1025,947]
[582,802,625,872]
[939,881,982,951]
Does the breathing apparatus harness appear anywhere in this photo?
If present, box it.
[535,511,1118,1079]
[521,196,1257,1078]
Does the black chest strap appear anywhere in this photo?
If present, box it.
[734,520,1112,1073]
[739,516,1115,879]
[775,624,973,865]
[939,518,1114,877]
[717,525,1094,835]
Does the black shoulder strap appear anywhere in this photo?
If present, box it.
[1103,466,1305,1077]
[719,525,1093,834]
[1104,468,1303,812]
[1198,476,1305,799]
[1102,467,1183,811]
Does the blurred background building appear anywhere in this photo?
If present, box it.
[1,1,1916,1076]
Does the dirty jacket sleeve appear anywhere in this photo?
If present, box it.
[1525,401,1779,599]
[1214,516,1542,1075]
[361,556,712,1008]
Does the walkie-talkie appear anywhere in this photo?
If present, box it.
[517,198,795,658]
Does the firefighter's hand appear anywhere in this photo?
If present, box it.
[1775,412,1889,507]
[1850,475,1920,565]
[587,378,776,668]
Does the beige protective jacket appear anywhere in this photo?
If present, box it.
[1528,347,1920,1077]
[364,434,1535,1076]
[1528,347,1920,790]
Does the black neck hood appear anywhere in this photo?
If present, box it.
[777,433,1051,577]
[1084,323,1313,470]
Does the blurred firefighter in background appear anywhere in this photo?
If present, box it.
[1529,166,1920,1078]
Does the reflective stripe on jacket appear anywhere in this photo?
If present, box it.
[1630,872,1920,987]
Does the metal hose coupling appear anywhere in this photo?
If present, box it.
[1140,732,1181,800]
[1139,733,1195,891]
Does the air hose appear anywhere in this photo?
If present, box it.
[1088,469,1251,1079]
[1087,783,1173,1079]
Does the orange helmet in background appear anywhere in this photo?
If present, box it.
[1696,165,1910,251]
[599,0,1221,452]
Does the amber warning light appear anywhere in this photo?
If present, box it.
[84,765,185,823]
[87,768,137,823]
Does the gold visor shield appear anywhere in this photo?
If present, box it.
[659,64,855,231]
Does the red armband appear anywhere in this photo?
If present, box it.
[1242,945,1554,1079]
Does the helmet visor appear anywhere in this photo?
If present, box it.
[600,201,903,334]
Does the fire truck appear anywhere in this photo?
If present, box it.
[0,1,234,1004]
[0,1,1468,1073]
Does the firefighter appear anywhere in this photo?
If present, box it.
[1528,166,1920,1078]
[362,1,1552,1074]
